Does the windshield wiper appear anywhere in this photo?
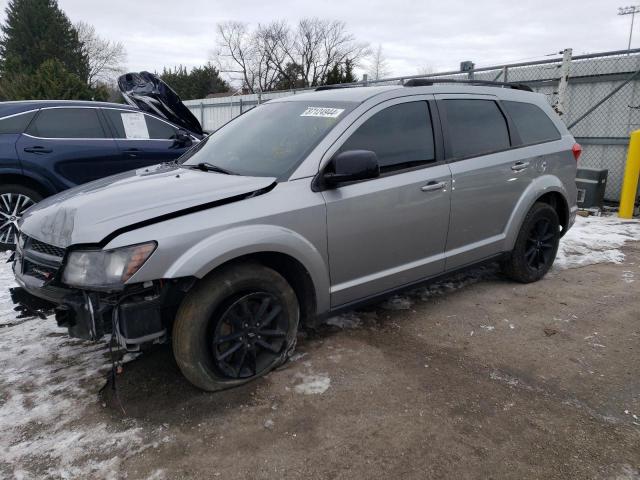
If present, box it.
[188,162,237,175]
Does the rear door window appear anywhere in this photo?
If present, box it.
[441,99,510,159]
[340,101,435,172]
[104,109,178,140]
[0,111,36,134]
[502,101,561,145]
[27,108,106,138]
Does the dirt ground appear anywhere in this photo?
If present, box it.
[80,241,639,479]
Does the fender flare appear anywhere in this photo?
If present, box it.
[164,224,331,314]
[504,175,570,251]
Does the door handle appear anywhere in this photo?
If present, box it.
[23,146,52,154]
[420,181,447,192]
[511,161,530,172]
[123,148,140,158]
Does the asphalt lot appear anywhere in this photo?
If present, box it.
[1,215,640,479]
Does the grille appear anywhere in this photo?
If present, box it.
[28,238,65,258]
[22,258,57,282]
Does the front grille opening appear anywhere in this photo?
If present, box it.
[28,238,65,258]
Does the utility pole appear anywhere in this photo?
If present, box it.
[619,5,640,52]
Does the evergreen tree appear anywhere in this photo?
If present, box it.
[324,64,343,85]
[323,59,358,85]
[0,0,88,80]
[0,59,98,100]
[160,63,229,100]
[343,59,357,83]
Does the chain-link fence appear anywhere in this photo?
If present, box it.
[184,48,640,202]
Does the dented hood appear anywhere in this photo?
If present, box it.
[19,164,276,248]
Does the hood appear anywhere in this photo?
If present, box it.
[118,71,204,136]
[19,164,276,248]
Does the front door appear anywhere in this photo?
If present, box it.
[322,98,452,307]
[102,109,192,167]
[16,107,121,189]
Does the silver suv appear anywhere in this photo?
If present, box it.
[11,82,579,391]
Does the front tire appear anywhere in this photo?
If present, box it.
[0,185,42,250]
[172,262,299,392]
[503,202,560,283]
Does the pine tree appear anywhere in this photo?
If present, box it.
[160,63,229,100]
[0,0,88,80]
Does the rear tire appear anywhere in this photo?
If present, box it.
[172,262,299,392]
[0,184,42,250]
[503,202,560,283]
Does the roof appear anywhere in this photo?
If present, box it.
[0,100,137,117]
[269,83,543,105]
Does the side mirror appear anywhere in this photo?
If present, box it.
[322,150,380,187]
[173,130,193,148]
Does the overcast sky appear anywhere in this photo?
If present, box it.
[0,0,632,81]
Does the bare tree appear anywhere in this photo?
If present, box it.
[75,21,127,87]
[366,44,391,81]
[416,64,435,76]
[214,19,368,92]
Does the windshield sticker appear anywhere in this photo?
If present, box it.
[121,112,150,139]
[300,107,345,118]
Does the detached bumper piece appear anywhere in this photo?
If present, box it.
[10,287,56,319]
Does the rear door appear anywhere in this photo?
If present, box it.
[102,108,193,166]
[322,97,451,307]
[16,107,121,189]
[436,94,536,270]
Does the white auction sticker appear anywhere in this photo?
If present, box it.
[121,112,150,139]
[300,107,345,118]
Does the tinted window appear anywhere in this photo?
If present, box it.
[442,100,510,158]
[340,102,435,170]
[503,100,561,145]
[181,101,354,179]
[104,110,178,140]
[27,108,105,138]
[0,111,36,134]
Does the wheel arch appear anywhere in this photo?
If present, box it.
[0,173,55,198]
[504,176,571,251]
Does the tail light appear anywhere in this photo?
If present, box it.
[572,143,582,162]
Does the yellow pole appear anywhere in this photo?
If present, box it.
[619,129,640,219]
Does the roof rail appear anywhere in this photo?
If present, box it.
[403,78,533,92]
[314,84,360,91]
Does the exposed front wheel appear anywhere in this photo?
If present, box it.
[0,185,42,250]
[503,202,560,283]
[172,262,299,391]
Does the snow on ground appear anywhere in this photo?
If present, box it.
[0,252,156,479]
[554,214,640,270]
[0,215,638,476]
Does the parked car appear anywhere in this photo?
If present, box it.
[11,81,579,391]
[0,71,203,249]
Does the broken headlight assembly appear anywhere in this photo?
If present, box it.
[62,242,157,289]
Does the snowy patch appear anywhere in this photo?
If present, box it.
[0,253,155,478]
[380,295,413,311]
[555,215,640,270]
[326,312,361,329]
[293,372,331,395]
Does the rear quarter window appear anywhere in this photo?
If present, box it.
[502,100,561,145]
[0,111,36,134]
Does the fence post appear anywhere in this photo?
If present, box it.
[502,66,509,83]
[363,74,368,86]
[239,98,243,115]
[199,102,204,129]
[619,130,640,218]
[554,48,573,115]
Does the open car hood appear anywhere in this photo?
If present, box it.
[118,71,203,136]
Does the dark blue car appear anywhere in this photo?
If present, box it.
[0,72,204,248]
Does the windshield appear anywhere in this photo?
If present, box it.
[181,101,355,179]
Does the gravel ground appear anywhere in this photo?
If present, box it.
[1,215,639,479]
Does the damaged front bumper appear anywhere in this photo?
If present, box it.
[11,235,193,350]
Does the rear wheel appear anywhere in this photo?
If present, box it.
[0,185,42,250]
[503,202,560,283]
[172,262,299,391]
